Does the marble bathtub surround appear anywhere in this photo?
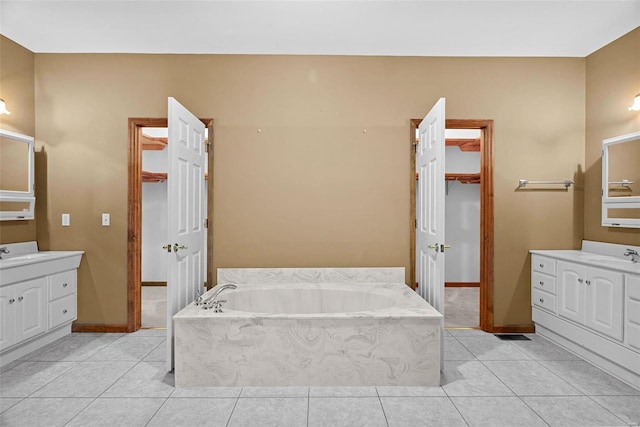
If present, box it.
[175,268,443,387]
[217,267,406,285]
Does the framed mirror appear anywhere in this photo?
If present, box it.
[602,130,640,228]
[0,129,35,220]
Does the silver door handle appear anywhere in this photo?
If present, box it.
[428,244,439,250]
[440,244,451,252]
[173,243,188,252]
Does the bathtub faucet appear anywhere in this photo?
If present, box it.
[202,283,237,312]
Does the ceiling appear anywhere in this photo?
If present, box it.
[1,0,639,57]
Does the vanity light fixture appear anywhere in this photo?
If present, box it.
[0,99,10,115]
[629,93,640,111]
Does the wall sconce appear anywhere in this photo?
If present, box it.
[0,99,10,115]
[629,94,640,111]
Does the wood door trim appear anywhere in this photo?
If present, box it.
[410,118,494,332]
[127,117,214,333]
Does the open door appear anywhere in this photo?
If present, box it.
[166,97,206,371]
[416,98,446,365]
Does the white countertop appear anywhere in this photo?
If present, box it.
[530,240,640,275]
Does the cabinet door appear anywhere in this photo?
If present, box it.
[557,261,585,324]
[585,267,623,341]
[0,286,17,350]
[15,278,47,343]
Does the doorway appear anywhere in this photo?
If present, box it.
[410,118,494,331]
[127,117,214,332]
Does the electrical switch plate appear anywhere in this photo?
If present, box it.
[62,213,70,226]
[102,213,110,226]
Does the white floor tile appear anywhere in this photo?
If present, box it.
[381,396,467,427]
[102,361,174,398]
[483,360,581,396]
[147,397,236,427]
[451,396,547,426]
[0,397,92,427]
[441,360,514,396]
[67,397,165,427]
[30,361,135,398]
[228,397,307,427]
[522,396,628,426]
[309,397,387,427]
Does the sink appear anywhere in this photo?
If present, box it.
[3,253,51,261]
[582,255,634,266]
[0,250,84,286]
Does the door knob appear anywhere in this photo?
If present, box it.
[428,244,439,250]
[173,243,188,252]
[440,244,451,252]
[162,244,172,253]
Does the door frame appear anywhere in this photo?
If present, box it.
[127,117,214,332]
[410,118,494,331]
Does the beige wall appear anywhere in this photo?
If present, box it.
[585,27,640,245]
[32,53,585,327]
[0,35,36,244]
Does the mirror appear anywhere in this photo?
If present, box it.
[602,130,640,228]
[0,129,35,220]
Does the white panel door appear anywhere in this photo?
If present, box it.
[15,278,47,343]
[585,267,623,341]
[166,97,206,371]
[416,98,446,369]
[557,261,585,324]
[0,286,16,349]
[416,98,446,313]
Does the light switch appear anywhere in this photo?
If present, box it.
[102,213,110,226]
[62,213,70,226]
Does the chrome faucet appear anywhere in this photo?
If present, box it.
[0,247,9,259]
[624,249,639,263]
[201,284,237,312]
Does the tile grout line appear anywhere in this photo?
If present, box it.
[375,387,390,427]
[224,387,243,427]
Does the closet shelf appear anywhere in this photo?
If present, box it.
[445,173,480,184]
[142,171,167,183]
[142,171,209,183]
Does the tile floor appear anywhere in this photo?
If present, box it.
[1,329,639,426]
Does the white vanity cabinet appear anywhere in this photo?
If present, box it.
[0,243,83,367]
[627,274,640,351]
[556,261,623,341]
[0,277,47,349]
[531,241,640,390]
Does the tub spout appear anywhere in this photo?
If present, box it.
[202,284,237,311]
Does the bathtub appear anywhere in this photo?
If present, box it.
[173,268,442,387]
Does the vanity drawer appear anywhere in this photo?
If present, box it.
[532,271,556,294]
[532,255,556,275]
[49,270,76,301]
[627,275,640,301]
[532,288,556,313]
[49,294,76,329]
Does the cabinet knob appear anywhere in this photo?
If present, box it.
[539,281,544,286]
[578,278,583,283]
[17,296,23,302]
[62,283,68,288]
[8,298,15,304]
[539,263,544,268]
[63,309,68,314]
[539,298,544,303]
[586,280,591,285]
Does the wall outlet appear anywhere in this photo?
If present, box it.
[102,213,110,226]
[62,213,70,226]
